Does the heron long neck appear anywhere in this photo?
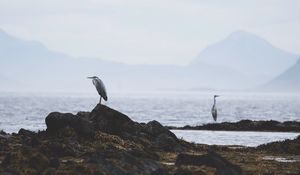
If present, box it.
[214,98,216,106]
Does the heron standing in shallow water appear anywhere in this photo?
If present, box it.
[211,95,220,121]
[87,76,108,104]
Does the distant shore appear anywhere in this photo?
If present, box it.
[167,120,300,132]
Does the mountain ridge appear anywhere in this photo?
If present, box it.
[192,30,298,84]
[0,29,298,92]
[262,58,300,91]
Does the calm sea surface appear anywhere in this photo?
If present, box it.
[0,91,299,146]
[172,130,299,147]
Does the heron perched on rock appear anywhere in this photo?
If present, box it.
[87,76,108,104]
[211,95,220,121]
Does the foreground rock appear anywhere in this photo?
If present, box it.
[176,151,243,175]
[46,104,182,152]
[257,135,300,155]
[1,104,182,175]
[1,104,300,174]
[169,120,300,132]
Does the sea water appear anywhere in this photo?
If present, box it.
[172,130,299,147]
[0,91,299,146]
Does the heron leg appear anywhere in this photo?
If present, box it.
[99,97,102,104]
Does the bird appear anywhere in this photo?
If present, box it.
[87,76,108,104]
[211,95,220,121]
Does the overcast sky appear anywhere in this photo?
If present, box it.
[0,0,299,65]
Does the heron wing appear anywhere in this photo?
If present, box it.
[93,78,108,101]
[211,106,217,121]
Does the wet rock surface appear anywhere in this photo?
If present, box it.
[176,151,243,175]
[257,135,300,155]
[1,104,300,174]
[169,120,300,132]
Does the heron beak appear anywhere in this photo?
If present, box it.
[87,77,93,79]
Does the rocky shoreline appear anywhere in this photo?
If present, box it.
[168,120,300,132]
[1,104,300,175]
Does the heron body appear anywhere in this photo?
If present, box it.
[211,95,219,121]
[88,76,108,104]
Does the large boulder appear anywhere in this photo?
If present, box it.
[144,120,177,139]
[153,133,182,152]
[89,104,142,135]
[143,120,182,151]
[45,112,94,137]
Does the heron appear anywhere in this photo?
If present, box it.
[87,76,108,104]
[211,95,220,121]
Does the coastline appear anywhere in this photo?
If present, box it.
[1,105,300,174]
[167,120,300,132]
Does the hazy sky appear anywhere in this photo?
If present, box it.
[0,0,299,65]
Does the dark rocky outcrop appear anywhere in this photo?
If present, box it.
[257,135,300,155]
[144,120,177,139]
[0,104,186,174]
[45,104,182,152]
[90,104,139,135]
[0,130,9,139]
[169,120,300,132]
[46,112,94,137]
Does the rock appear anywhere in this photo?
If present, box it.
[49,158,60,168]
[257,135,300,154]
[90,104,141,135]
[18,128,35,136]
[42,168,56,175]
[16,129,41,148]
[84,150,166,175]
[0,133,10,139]
[142,120,182,152]
[169,120,300,132]
[153,133,183,152]
[1,153,12,167]
[76,111,90,119]
[150,168,167,175]
[176,151,244,175]
[0,130,7,135]
[144,120,177,139]
[1,169,22,175]
[174,168,194,175]
[28,153,50,173]
[45,112,74,132]
[45,112,94,137]
[41,139,78,157]
[45,104,182,152]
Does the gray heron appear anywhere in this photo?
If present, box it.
[211,95,220,121]
[87,76,108,104]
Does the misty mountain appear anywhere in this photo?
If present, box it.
[0,29,298,92]
[262,58,300,91]
[192,31,298,85]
